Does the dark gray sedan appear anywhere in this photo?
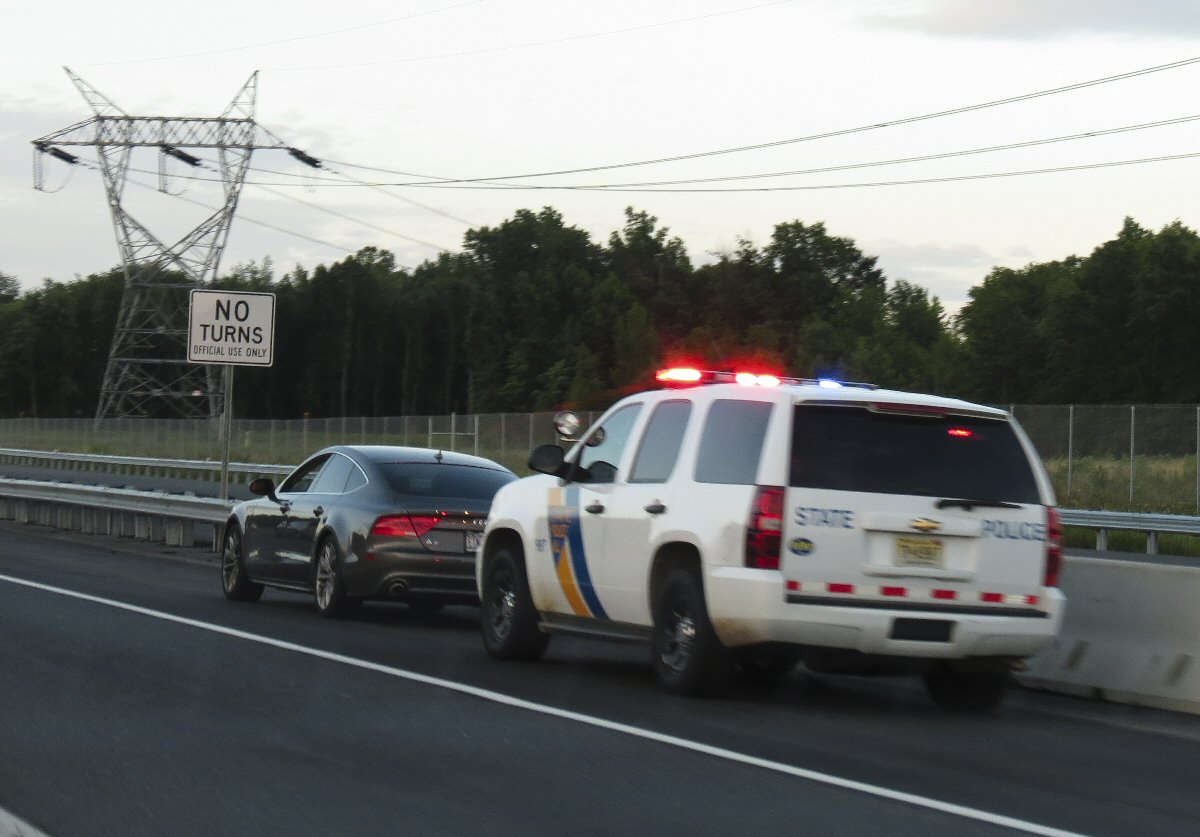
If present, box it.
[220,445,516,617]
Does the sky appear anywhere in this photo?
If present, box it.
[4,0,1200,314]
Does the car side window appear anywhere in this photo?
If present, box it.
[281,453,331,493]
[629,399,692,483]
[578,403,643,484]
[694,400,774,485]
[310,453,356,494]
[343,464,368,493]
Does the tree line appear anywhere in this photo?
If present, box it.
[1,209,1199,419]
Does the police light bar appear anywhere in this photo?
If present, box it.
[654,368,877,389]
[656,367,704,383]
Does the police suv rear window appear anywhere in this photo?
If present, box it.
[788,405,1040,503]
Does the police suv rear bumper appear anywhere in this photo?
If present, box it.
[705,567,1065,659]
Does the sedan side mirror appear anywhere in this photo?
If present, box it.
[249,477,280,503]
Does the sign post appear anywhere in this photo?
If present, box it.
[188,290,276,500]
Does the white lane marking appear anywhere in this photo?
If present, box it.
[0,573,1086,837]
[0,805,51,837]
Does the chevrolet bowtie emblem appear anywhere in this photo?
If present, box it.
[910,518,942,533]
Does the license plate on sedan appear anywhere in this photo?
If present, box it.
[465,532,483,553]
[895,537,944,568]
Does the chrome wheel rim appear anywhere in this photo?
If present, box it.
[221,532,241,591]
[315,543,335,609]
[660,606,696,674]
[488,570,516,642]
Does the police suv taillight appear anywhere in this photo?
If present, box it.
[1044,506,1064,588]
[745,486,785,570]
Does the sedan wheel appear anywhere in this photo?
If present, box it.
[314,538,358,618]
[221,525,263,602]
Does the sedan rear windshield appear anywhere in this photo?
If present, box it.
[789,405,1041,503]
[379,463,516,500]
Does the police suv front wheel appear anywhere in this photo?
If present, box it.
[481,548,549,661]
[652,568,732,696]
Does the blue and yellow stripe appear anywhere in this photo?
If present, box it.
[548,486,608,619]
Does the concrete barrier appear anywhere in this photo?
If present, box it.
[1019,555,1200,714]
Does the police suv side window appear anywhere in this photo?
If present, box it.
[578,403,643,484]
[694,400,773,485]
[629,400,692,483]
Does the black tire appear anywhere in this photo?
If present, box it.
[734,646,801,685]
[924,662,1010,711]
[221,524,264,602]
[314,536,359,619]
[652,568,732,696]
[481,548,549,661]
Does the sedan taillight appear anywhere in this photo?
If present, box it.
[365,514,442,561]
[370,514,440,539]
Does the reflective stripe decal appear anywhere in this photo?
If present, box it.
[786,580,1040,607]
[548,487,608,619]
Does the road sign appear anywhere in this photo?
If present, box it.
[188,289,276,367]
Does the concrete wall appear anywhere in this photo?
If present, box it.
[1020,555,1200,714]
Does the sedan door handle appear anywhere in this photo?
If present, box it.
[312,506,324,517]
[585,501,605,514]
[644,501,666,515]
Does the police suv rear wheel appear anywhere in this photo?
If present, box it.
[652,568,732,695]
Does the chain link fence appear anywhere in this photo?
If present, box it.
[0,413,599,480]
[1011,405,1200,513]
[2,406,1199,512]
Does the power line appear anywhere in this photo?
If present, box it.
[371,53,1200,185]
[318,163,475,226]
[231,114,1200,192]
[397,150,1200,193]
[251,183,458,253]
[546,114,1200,189]
[72,158,400,262]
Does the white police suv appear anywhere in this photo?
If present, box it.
[478,369,1064,709]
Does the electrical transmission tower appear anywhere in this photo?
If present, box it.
[31,68,308,419]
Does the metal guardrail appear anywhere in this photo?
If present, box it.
[1,449,1198,555]
[1058,509,1200,554]
[0,447,293,480]
[0,477,232,549]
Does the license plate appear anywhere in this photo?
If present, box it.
[895,537,944,568]
[465,532,483,553]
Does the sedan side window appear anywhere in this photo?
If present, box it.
[343,464,368,493]
[310,453,356,494]
[281,453,331,493]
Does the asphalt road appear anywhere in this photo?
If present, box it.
[2,521,1200,837]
